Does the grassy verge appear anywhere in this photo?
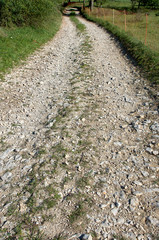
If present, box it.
[86,7,159,53]
[0,10,62,79]
[82,10,159,84]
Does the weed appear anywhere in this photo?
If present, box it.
[36,147,46,158]
[46,185,59,196]
[43,194,60,209]
[26,194,38,213]
[52,142,69,154]
[153,178,159,185]
[21,152,30,159]
[69,202,85,224]
[50,159,58,174]
[61,174,75,188]
[0,228,7,233]
[61,176,70,187]
[7,131,14,135]
[93,179,105,189]
[76,176,90,189]
[53,234,64,240]
[78,139,92,150]
[11,123,21,127]
[67,94,76,101]
[63,130,72,138]
[15,223,25,236]
[43,198,57,209]
[0,137,7,151]
[113,235,127,240]
[41,187,61,209]
[7,203,17,216]
[51,107,71,129]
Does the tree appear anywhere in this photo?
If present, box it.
[83,0,86,9]
[89,0,94,11]
[144,0,159,8]
[131,0,159,9]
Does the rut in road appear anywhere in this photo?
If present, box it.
[0,16,159,240]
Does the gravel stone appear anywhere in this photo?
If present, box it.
[0,15,158,239]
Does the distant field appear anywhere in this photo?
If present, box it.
[95,0,132,10]
[85,7,159,53]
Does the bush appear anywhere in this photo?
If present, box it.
[0,0,62,27]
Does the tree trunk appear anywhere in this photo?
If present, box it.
[89,0,94,11]
[83,0,86,9]
[138,0,141,8]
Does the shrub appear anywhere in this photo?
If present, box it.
[0,0,62,27]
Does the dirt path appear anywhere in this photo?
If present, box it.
[0,16,159,240]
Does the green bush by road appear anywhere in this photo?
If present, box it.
[0,0,63,78]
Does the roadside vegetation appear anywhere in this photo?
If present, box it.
[82,10,159,83]
[70,15,86,31]
[0,0,63,78]
[77,0,159,83]
[85,7,159,53]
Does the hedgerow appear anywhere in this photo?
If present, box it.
[0,0,63,27]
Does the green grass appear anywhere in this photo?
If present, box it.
[43,196,60,209]
[82,9,159,83]
[69,202,85,224]
[70,15,86,32]
[88,7,159,53]
[95,0,132,10]
[0,11,62,78]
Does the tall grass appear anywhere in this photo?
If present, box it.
[88,7,159,53]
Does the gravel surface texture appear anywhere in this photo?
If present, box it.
[0,15,159,240]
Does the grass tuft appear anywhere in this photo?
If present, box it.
[70,15,86,32]
[69,202,85,224]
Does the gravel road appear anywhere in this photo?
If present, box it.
[0,16,159,240]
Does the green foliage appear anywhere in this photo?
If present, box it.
[0,8,62,75]
[94,0,159,10]
[0,0,63,27]
[130,0,159,9]
[0,0,63,76]
[94,0,132,10]
[137,0,159,8]
[82,10,159,83]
